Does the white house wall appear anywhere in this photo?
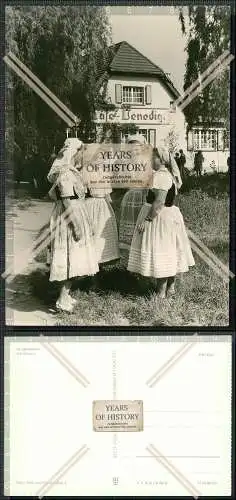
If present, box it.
[95,74,187,151]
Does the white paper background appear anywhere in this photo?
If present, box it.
[5,335,232,496]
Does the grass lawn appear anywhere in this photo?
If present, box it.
[38,174,228,327]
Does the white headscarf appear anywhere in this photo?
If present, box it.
[47,138,83,184]
[154,144,182,190]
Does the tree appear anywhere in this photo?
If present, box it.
[178,6,231,130]
[5,5,112,187]
[164,128,180,154]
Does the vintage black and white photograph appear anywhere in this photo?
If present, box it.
[4,4,232,327]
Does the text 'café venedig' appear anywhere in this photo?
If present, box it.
[95,107,172,125]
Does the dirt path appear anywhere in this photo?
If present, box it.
[5,197,57,326]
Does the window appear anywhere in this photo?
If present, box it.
[122,86,145,105]
[121,128,156,146]
[189,128,229,152]
[115,84,152,105]
[137,129,148,141]
[192,129,217,151]
[138,129,156,146]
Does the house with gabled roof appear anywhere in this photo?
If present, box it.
[94,40,186,151]
[94,41,229,172]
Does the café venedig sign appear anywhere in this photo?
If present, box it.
[94,107,174,125]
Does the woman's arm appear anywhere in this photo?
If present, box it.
[105,193,112,203]
[61,197,81,241]
[56,172,82,240]
[146,189,167,221]
[138,189,167,232]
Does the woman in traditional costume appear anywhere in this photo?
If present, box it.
[47,138,99,312]
[127,145,194,298]
[119,134,149,266]
[119,134,182,267]
[85,186,119,266]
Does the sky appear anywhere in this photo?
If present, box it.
[110,6,188,92]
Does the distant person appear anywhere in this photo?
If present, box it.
[179,149,186,179]
[227,156,230,170]
[194,150,204,177]
[174,152,180,167]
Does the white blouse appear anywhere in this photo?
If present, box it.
[152,168,174,192]
[56,170,86,199]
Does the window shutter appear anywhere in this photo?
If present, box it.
[145,85,152,105]
[148,129,156,146]
[115,84,122,104]
[217,129,224,151]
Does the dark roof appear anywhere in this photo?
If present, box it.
[105,41,180,99]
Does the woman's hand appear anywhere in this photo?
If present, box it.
[146,215,154,222]
[71,223,81,241]
[138,222,146,233]
[138,214,154,232]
